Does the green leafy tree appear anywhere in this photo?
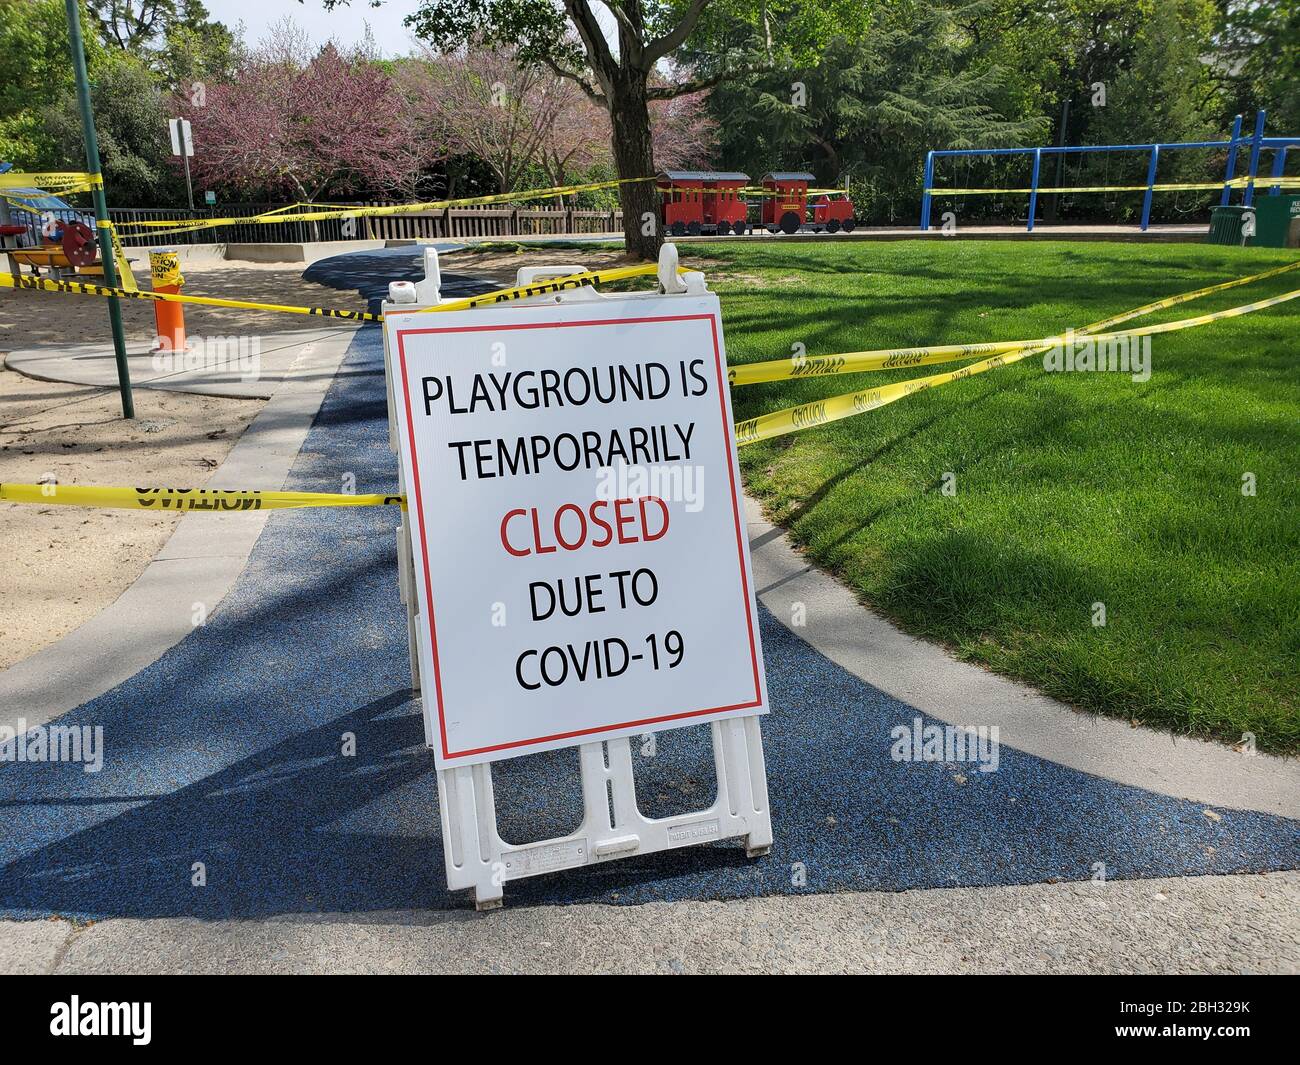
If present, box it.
[971,0,1223,146]
[0,0,233,195]
[0,0,106,168]
[321,0,852,258]
[45,49,181,204]
[1084,0,1221,222]
[703,2,1045,223]
[86,0,236,89]
[158,0,238,87]
[968,0,1224,223]
[1214,0,1300,135]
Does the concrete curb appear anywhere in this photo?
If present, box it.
[4,870,1296,973]
[0,327,359,733]
[745,496,1300,819]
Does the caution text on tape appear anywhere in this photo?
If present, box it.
[0,484,405,511]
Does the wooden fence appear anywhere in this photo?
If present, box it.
[109,202,623,247]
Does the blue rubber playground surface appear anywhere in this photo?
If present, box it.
[303,244,476,313]
[1,313,1297,920]
[303,240,621,313]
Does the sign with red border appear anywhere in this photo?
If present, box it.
[386,293,768,768]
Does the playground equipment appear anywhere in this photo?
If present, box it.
[759,172,856,233]
[657,170,858,236]
[921,110,1300,232]
[4,213,103,277]
[657,170,751,235]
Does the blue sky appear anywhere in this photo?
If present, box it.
[203,0,619,58]
[204,0,425,56]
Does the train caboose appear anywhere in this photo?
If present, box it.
[657,171,751,235]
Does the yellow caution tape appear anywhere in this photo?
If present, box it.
[12,274,1297,505]
[108,177,656,239]
[0,171,103,195]
[0,270,383,322]
[403,262,664,315]
[730,260,1300,386]
[0,483,405,511]
[734,279,1300,445]
[735,350,1036,445]
[98,220,139,293]
[927,177,1300,196]
[1078,286,1300,340]
[732,186,850,198]
[1080,259,1300,331]
[7,253,1296,489]
[732,339,1031,385]
[0,260,667,322]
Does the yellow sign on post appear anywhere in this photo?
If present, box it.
[148,249,183,289]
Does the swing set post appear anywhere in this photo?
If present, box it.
[1027,148,1042,232]
[919,151,935,231]
[1221,114,1244,206]
[1140,145,1160,232]
[1243,110,1267,208]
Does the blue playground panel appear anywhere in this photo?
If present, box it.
[0,296,1296,921]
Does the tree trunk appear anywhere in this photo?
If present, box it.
[812,133,841,185]
[291,173,323,243]
[609,70,661,261]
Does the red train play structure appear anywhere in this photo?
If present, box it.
[656,170,857,235]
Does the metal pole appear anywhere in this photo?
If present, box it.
[1027,148,1041,232]
[1221,114,1243,206]
[65,0,133,418]
[182,150,194,211]
[920,151,934,231]
[1268,147,1288,196]
[1140,145,1159,231]
[1243,110,1266,208]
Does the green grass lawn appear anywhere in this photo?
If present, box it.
[686,239,1300,753]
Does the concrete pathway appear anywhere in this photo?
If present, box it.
[4,326,355,400]
[2,871,1294,974]
[0,327,358,730]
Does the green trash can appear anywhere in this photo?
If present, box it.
[1206,205,1252,245]
[1249,194,1300,248]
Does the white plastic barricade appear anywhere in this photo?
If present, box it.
[382,244,772,909]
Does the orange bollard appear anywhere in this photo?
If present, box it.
[149,249,186,353]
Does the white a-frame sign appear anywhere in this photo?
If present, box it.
[382,245,771,908]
